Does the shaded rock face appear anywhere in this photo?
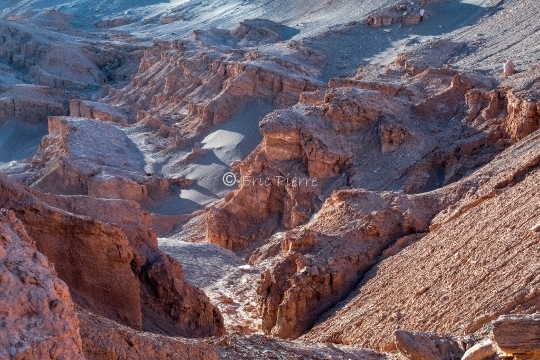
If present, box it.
[200,65,540,338]
[0,209,84,360]
[0,85,68,125]
[95,18,138,28]
[70,99,130,125]
[205,65,527,253]
[0,22,105,91]
[231,19,297,47]
[304,130,540,349]
[252,188,452,339]
[0,174,225,338]
[11,202,143,330]
[0,21,142,90]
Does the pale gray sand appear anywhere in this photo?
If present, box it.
[159,237,263,332]
[0,119,48,169]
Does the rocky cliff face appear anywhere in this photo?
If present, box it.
[305,130,540,350]
[0,209,84,360]
[0,173,225,338]
[6,116,171,204]
[105,26,323,149]
[204,62,534,252]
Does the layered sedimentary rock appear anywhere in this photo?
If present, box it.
[0,84,67,124]
[0,20,142,92]
[70,99,130,125]
[7,116,170,203]
[252,189,448,339]
[204,65,510,253]
[0,209,84,360]
[0,173,225,337]
[492,314,540,359]
[203,56,540,342]
[305,130,540,349]
[106,28,323,148]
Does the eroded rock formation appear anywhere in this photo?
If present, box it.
[0,173,225,338]
[305,131,540,349]
[0,209,84,360]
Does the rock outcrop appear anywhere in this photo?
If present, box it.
[0,85,67,124]
[393,330,464,360]
[253,189,447,339]
[492,314,540,359]
[0,173,225,338]
[79,308,219,360]
[106,31,323,148]
[204,65,513,252]
[70,99,130,125]
[305,130,540,349]
[7,116,170,204]
[0,209,84,360]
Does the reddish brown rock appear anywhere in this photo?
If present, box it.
[106,36,322,147]
[171,177,195,189]
[394,330,463,360]
[78,308,219,360]
[252,189,449,339]
[0,173,225,338]
[0,209,84,360]
[70,99,130,125]
[305,131,540,349]
[204,66,506,253]
[95,18,137,28]
[492,314,540,360]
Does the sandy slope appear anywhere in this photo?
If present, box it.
[0,119,47,169]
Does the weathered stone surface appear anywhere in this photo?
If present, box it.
[70,99,130,125]
[305,131,540,349]
[461,339,497,360]
[0,209,84,360]
[0,84,67,124]
[8,116,171,204]
[394,330,464,360]
[492,314,540,360]
[0,173,225,338]
[79,308,219,360]
[106,35,323,147]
